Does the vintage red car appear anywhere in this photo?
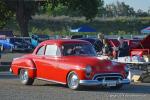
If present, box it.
[10,39,130,90]
[130,34,150,58]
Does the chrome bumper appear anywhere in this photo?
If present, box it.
[79,79,130,86]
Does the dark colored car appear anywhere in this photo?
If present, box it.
[71,35,84,39]
[9,37,33,52]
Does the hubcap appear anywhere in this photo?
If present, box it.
[68,74,79,89]
[20,69,28,81]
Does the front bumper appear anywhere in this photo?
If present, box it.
[79,79,130,86]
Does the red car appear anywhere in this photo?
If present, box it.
[10,39,130,90]
[123,39,141,49]
[130,35,150,58]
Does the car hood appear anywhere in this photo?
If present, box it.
[62,56,124,73]
[62,56,124,72]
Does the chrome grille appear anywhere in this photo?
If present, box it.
[93,73,123,81]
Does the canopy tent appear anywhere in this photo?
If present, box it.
[70,25,97,32]
[141,26,150,34]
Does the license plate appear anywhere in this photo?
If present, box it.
[106,82,116,86]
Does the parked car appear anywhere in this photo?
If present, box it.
[71,35,84,39]
[130,34,150,62]
[31,34,50,47]
[9,37,33,52]
[0,35,13,52]
[123,39,141,49]
[10,39,130,90]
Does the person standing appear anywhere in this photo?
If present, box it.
[94,33,105,54]
[117,36,129,57]
[102,39,113,57]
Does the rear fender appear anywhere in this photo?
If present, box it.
[11,58,37,78]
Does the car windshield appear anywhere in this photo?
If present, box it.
[62,43,97,56]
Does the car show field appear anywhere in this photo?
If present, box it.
[0,32,150,100]
[1,0,150,100]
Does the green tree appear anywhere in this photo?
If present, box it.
[3,0,100,36]
[45,0,99,20]
[136,9,148,17]
[148,7,150,16]
[4,0,41,36]
[104,2,135,17]
[97,0,105,17]
[0,1,13,29]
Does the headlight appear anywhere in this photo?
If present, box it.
[85,65,92,74]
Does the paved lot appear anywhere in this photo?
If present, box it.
[0,53,27,71]
[0,72,150,100]
[1,53,26,63]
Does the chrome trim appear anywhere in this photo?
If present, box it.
[92,73,124,80]
[95,76,122,80]
[80,73,130,86]
[18,66,36,70]
[79,79,130,86]
[36,77,66,85]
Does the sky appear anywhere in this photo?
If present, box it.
[104,0,150,11]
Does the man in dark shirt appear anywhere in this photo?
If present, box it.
[117,36,129,57]
[94,33,104,54]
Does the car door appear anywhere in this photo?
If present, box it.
[43,44,62,81]
[33,45,46,78]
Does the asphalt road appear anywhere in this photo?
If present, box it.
[0,72,150,100]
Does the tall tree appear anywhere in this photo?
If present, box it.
[136,9,148,17]
[3,0,100,36]
[148,7,150,16]
[104,2,135,17]
[97,0,105,17]
[4,0,41,36]
[0,1,13,29]
[45,0,99,20]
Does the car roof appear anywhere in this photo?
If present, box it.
[40,39,90,45]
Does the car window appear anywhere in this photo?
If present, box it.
[45,45,61,56]
[36,46,45,55]
[62,43,97,56]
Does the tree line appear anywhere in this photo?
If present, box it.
[48,1,150,17]
[0,0,150,36]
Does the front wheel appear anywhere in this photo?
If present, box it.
[67,72,80,90]
[19,69,34,85]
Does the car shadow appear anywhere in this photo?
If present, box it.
[78,83,150,94]
[34,83,66,88]
[33,81,150,94]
